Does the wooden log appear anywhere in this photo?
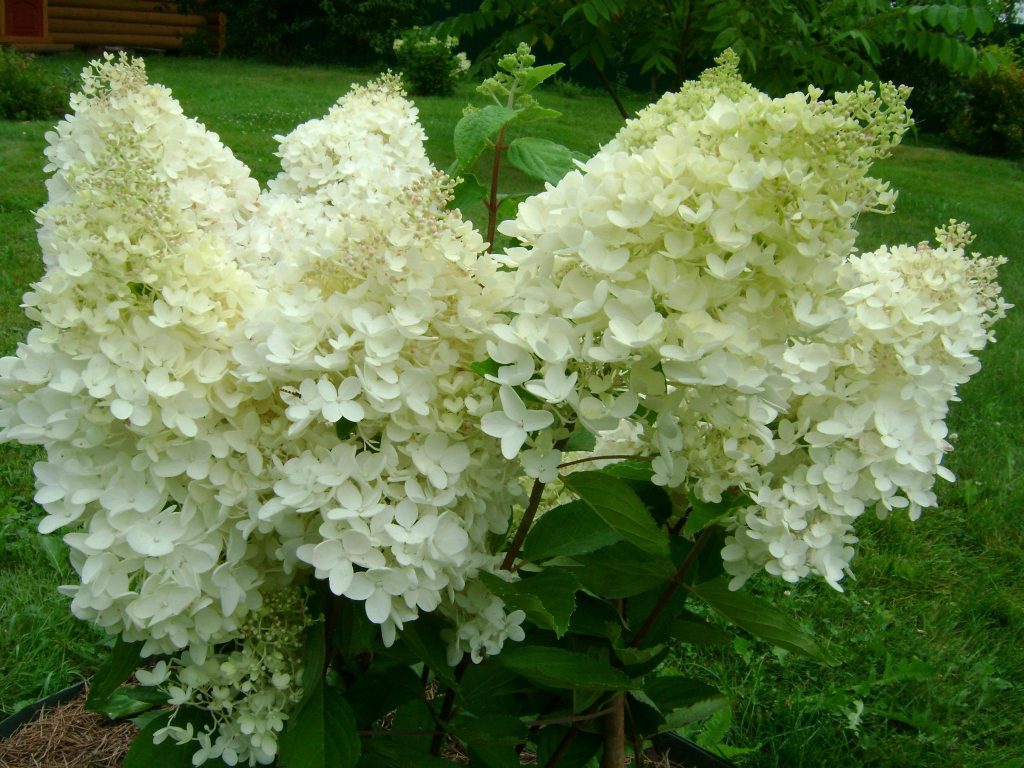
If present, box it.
[50,0,184,14]
[49,19,199,37]
[50,31,185,48]
[48,7,207,27]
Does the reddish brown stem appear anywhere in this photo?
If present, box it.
[429,655,470,756]
[629,526,715,648]
[556,454,652,470]
[485,124,508,253]
[500,476,547,571]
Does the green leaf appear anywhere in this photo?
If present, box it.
[690,577,829,662]
[94,686,166,719]
[670,615,733,647]
[574,542,675,598]
[299,601,327,702]
[279,680,360,768]
[346,664,424,727]
[452,714,526,768]
[562,472,669,556]
[519,62,565,92]
[683,490,741,539]
[470,357,501,379]
[123,708,207,768]
[640,676,729,729]
[961,5,977,37]
[598,460,655,481]
[85,638,143,712]
[335,418,357,440]
[563,428,596,452]
[522,500,620,562]
[36,533,68,573]
[505,137,577,186]
[479,568,580,637]
[495,646,633,691]
[453,105,516,172]
[534,726,602,768]
[399,614,460,687]
[514,104,562,123]
[460,662,545,715]
[451,175,488,214]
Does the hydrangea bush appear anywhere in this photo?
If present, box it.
[0,52,1008,767]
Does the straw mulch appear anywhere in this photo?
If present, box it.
[0,691,683,768]
[0,689,137,768]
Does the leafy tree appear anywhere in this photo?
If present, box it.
[439,0,1001,116]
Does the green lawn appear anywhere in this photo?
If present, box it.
[1,54,1022,768]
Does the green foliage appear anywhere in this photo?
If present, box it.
[0,48,71,121]
[321,0,452,62]
[948,44,1024,157]
[393,26,469,96]
[2,53,1022,768]
[177,0,451,64]
[449,44,574,248]
[439,0,1000,102]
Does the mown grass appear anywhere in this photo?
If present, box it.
[1,54,1021,768]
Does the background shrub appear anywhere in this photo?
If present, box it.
[393,27,469,95]
[948,43,1024,159]
[0,48,70,121]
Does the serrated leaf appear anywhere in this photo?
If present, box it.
[496,646,633,691]
[566,592,625,640]
[690,577,829,662]
[519,62,565,92]
[279,680,360,768]
[683,490,741,539]
[522,500,620,562]
[86,638,143,712]
[479,568,580,637]
[506,138,576,185]
[562,471,669,556]
[515,104,561,123]
[574,542,675,598]
[453,105,516,172]
[640,676,729,729]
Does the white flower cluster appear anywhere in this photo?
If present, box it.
[232,73,524,647]
[143,587,311,766]
[0,53,273,655]
[0,56,526,764]
[483,51,1007,589]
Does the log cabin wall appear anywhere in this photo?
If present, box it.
[0,0,225,53]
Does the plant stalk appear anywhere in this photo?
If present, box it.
[629,526,715,648]
[485,124,508,252]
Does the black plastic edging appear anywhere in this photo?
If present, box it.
[651,732,740,768]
